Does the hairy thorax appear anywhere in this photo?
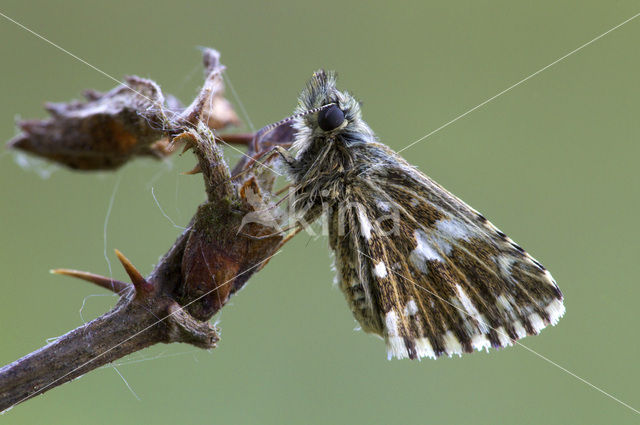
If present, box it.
[287,136,359,222]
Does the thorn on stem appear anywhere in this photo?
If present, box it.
[180,143,193,155]
[182,163,202,175]
[114,249,154,296]
[50,269,130,294]
[173,132,196,155]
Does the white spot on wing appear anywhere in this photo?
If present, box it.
[454,284,489,333]
[385,310,399,337]
[373,261,387,278]
[436,218,473,241]
[415,338,436,359]
[386,336,409,360]
[471,334,491,352]
[496,293,515,315]
[409,229,444,271]
[443,331,462,357]
[528,313,545,334]
[496,326,513,347]
[496,256,516,277]
[356,205,372,240]
[409,218,477,274]
[455,284,477,314]
[431,218,478,257]
[405,299,418,316]
[513,320,527,339]
[545,298,565,325]
[376,199,391,212]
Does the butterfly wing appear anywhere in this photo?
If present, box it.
[329,144,564,360]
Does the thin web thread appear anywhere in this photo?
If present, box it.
[151,186,187,230]
[98,175,122,298]
[223,71,255,132]
[394,11,640,155]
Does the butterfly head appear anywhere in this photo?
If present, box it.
[293,70,374,149]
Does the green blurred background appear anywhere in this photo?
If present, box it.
[1,1,639,423]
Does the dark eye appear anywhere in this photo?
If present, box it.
[317,104,345,131]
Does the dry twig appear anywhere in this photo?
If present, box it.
[0,48,294,412]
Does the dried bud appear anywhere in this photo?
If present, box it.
[8,77,176,170]
[7,48,242,171]
[178,48,240,130]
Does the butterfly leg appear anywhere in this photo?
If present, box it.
[230,145,296,181]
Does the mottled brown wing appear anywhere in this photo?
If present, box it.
[329,162,564,360]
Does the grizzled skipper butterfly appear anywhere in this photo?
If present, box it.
[249,70,565,360]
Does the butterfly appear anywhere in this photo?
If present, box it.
[257,70,565,360]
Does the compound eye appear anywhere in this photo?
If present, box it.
[317,104,345,131]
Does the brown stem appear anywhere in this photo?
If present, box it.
[0,229,217,412]
[0,298,162,411]
[0,47,290,413]
[0,294,219,411]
